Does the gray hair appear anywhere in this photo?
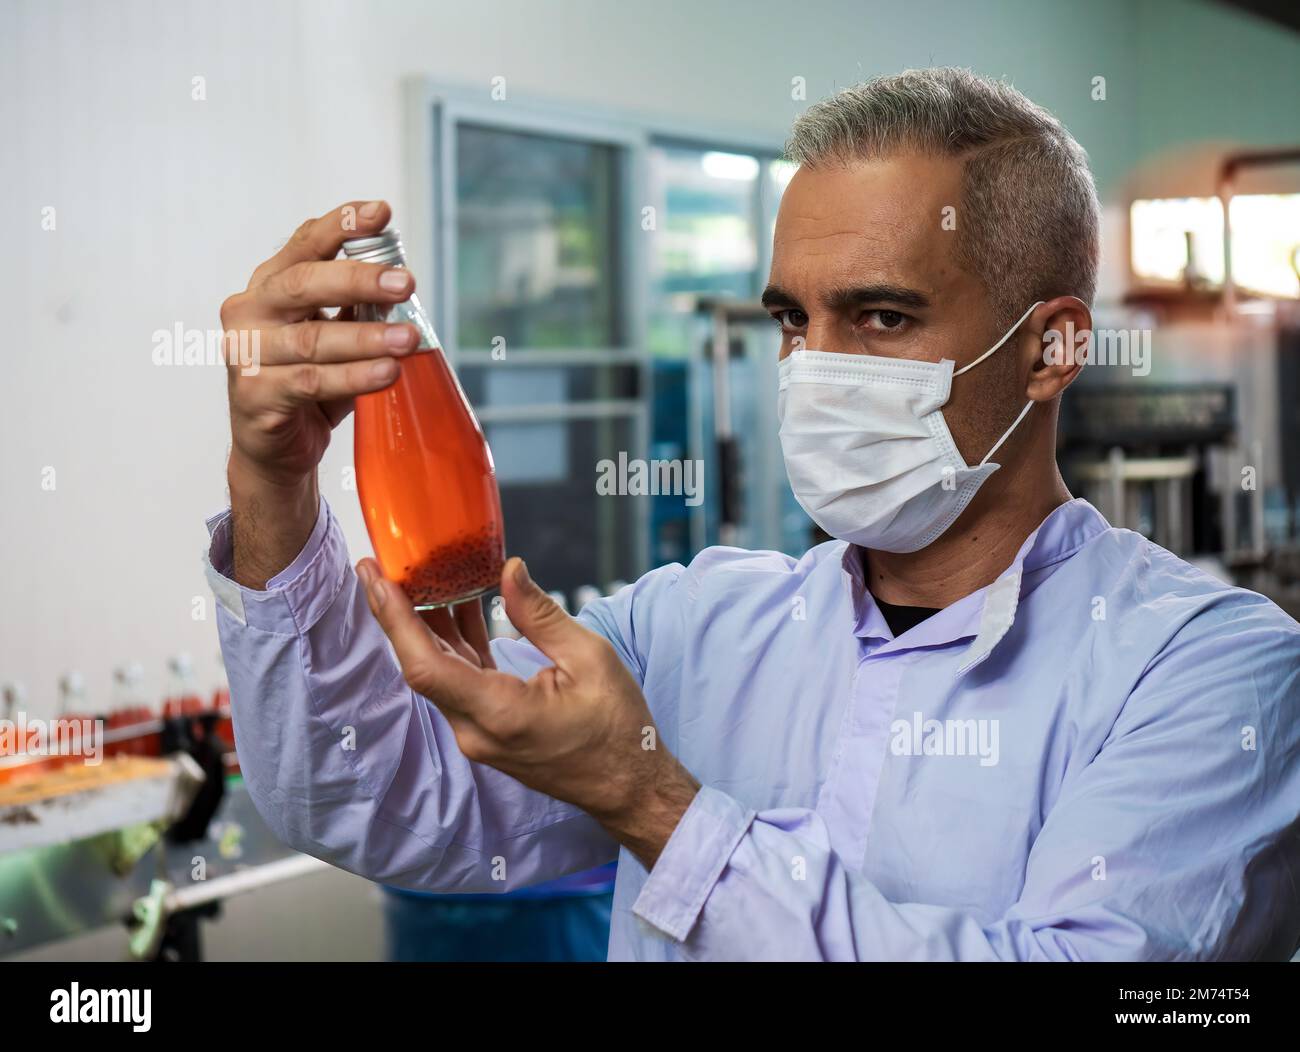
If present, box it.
[784,68,1100,330]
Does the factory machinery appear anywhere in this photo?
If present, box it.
[0,580,624,962]
[0,658,329,961]
[1060,148,1300,619]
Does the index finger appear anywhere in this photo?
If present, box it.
[251,200,393,286]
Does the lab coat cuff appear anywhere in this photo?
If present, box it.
[631,784,755,942]
[202,495,343,633]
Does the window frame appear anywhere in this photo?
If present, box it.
[403,79,787,576]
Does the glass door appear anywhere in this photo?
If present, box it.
[430,101,650,603]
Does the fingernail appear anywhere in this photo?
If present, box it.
[357,562,373,586]
[371,576,387,609]
[379,269,411,293]
[384,324,414,349]
[360,201,382,219]
[370,359,398,382]
[513,558,531,588]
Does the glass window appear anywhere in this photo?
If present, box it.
[647,144,763,358]
[1130,197,1224,286]
[642,143,812,561]
[448,118,641,601]
[1230,194,1300,298]
[441,116,806,590]
[459,362,639,407]
[456,124,623,349]
[486,416,641,594]
[1130,194,1300,298]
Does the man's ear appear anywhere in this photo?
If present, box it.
[1025,296,1091,402]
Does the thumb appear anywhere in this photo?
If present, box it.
[501,557,582,662]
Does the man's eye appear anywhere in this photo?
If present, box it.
[863,310,910,331]
[771,309,808,333]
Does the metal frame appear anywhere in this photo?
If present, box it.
[475,399,644,425]
[455,348,644,366]
[404,79,786,573]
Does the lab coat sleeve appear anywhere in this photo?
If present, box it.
[203,497,623,892]
[632,595,1300,960]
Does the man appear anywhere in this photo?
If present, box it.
[208,68,1300,961]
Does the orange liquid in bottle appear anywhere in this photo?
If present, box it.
[345,228,506,607]
[354,347,505,608]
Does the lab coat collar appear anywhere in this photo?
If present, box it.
[840,499,1111,675]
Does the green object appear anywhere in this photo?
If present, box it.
[216,821,244,859]
[93,821,163,876]
[128,879,169,960]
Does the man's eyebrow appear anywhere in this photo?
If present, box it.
[822,284,930,311]
[759,283,931,312]
[760,284,801,310]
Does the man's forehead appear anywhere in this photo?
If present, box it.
[771,153,964,294]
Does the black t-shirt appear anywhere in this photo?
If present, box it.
[873,596,941,638]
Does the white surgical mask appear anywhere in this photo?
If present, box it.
[777,302,1042,553]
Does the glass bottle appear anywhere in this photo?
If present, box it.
[164,653,201,718]
[109,662,145,757]
[343,228,506,608]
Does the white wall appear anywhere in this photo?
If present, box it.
[2,0,1297,715]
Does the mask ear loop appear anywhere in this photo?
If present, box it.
[978,399,1035,466]
[949,301,1045,467]
[952,301,1044,378]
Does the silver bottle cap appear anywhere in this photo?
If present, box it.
[342,228,406,266]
